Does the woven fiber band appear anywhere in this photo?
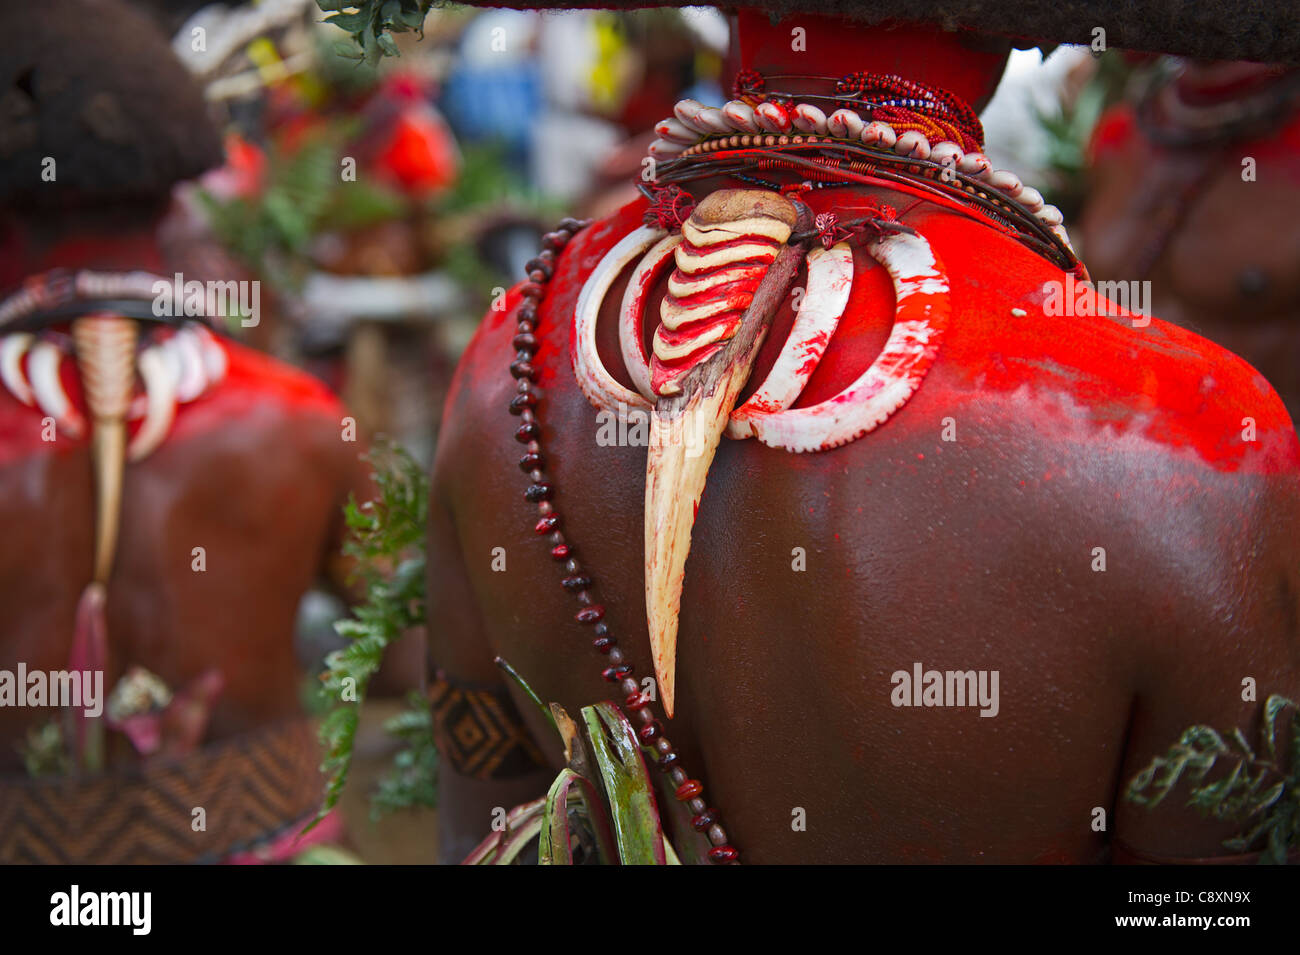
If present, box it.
[0,719,325,864]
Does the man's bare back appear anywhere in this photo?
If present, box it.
[429,189,1300,863]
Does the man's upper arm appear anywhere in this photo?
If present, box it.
[426,457,554,862]
[1112,473,1300,861]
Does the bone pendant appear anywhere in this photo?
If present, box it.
[72,315,139,585]
[650,191,795,397]
[645,190,801,717]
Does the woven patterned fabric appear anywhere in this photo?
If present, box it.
[429,675,547,780]
[0,719,325,864]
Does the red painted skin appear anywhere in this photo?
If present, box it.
[0,326,368,773]
[1081,74,1300,421]
[430,189,1300,864]
[429,21,1300,864]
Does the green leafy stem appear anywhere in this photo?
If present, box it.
[309,439,435,831]
[464,659,682,865]
[1125,694,1299,863]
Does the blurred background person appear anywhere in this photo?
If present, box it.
[1080,59,1300,422]
[0,0,373,863]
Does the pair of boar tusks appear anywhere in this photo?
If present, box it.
[3,325,227,460]
[573,189,950,718]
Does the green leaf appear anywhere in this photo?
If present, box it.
[370,691,438,819]
[323,10,374,31]
[539,769,616,865]
[291,844,365,864]
[1230,727,1254,759]
[663,838,683,864]
[1248,781,1286,817]
[361,27,381,66]
[396,6,426,29]
[376,32,400,57]
[1263,694,1293,762]
[495,656,557,735]
[1265,817,1288,865]
[332,40,365,60]
[311,439,431,827]
[464,797,546,864]
[581,702,667,865]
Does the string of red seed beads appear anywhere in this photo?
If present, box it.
[508,217,739,865]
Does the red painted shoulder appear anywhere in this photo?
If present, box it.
[814,195,1299,474]
[172,338,345,438]
[447,190,1299,477]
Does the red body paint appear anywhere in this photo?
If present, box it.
[518,193,1295,475]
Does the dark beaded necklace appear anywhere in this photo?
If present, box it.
[507,217,739,865]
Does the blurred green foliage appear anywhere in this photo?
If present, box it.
[310,440,435,831]
[197,128,407,292]
[317,0,434,65]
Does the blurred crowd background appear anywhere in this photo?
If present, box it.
[143,2,1161,463]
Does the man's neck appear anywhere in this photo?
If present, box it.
[0,222,166,292]
[731,11,1010,112]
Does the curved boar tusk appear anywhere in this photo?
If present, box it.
[194,324,228,385]
[573,226,659,415]
[126,326,223,422]
[1,333,35,406]
[746,230,950,453]
[728,242,854,439]
[643,190,800,717]
[619,233,679,403]
[171,328,207,402]
[128,345,179,462]
[29,341,84,439]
